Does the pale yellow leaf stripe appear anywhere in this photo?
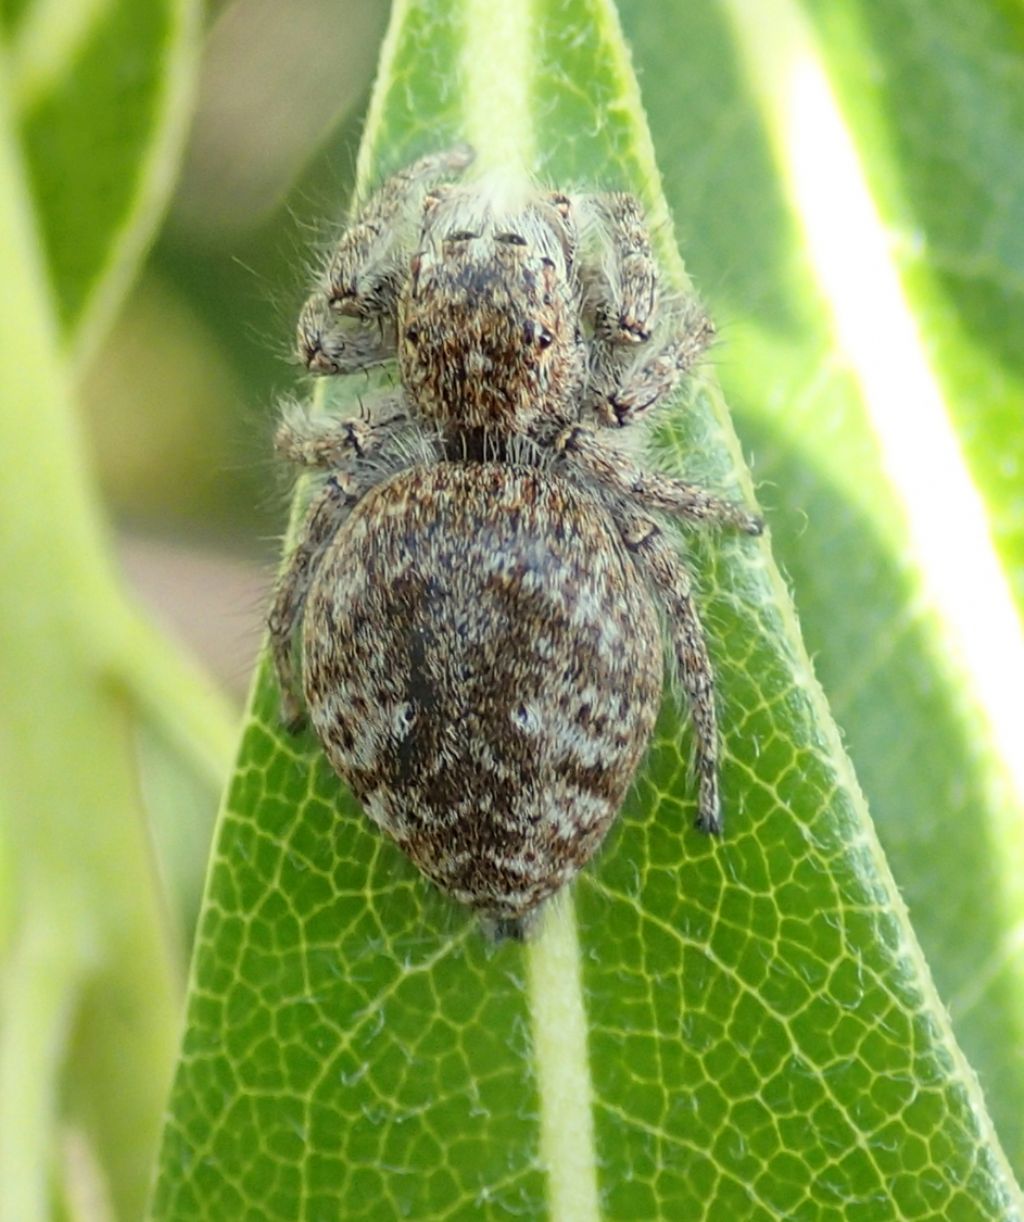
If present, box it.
[724,0,1024,1199]
[359,5,603,1214]
[13,0,201,363]
[526,899,601,1221]
[461,0,602,1217]
[784,56,1024,865]
[9,0,113,110]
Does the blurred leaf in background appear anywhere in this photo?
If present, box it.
[0,0,390,1217]
[0,0,279,1217]
[3,0,1024,1217]
[80,0,388,554]
[0,0,241,1212]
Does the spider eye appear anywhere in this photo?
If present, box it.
[523,320,554,349]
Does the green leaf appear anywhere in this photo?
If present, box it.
[3,0,200,360]
[0,4,231,1220]
[152,0,1024,1218]
[619,0,1024,1182]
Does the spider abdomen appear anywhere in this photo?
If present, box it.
[303,462,663,924]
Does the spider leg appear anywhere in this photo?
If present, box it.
[298,145,474,372]
[557,424,763,535]
[295,299,396,377]
[575,190,658,343]
[587,297,715,428]
[275,392,409,470]
[268,476,356,730]
[567,191,715,427]
[270,402,431,724]
[620,513,725,834]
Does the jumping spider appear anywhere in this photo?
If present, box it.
[270,146,762,936]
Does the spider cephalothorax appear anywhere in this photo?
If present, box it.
[270,147,762,937]
[398,186,586,439]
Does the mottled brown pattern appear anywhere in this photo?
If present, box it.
[399,191,586,440]
[303,465,662,923]
[270,149,763,934]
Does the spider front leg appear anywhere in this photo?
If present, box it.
[569,190,716,426]
[297,145,474,372]
[575,190,658,343]
[557,424,763,535]
[588,296,715,428]
[296,297,398,377]
[620,513,725,835]
[567,191,697,426]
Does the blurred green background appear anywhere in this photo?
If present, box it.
[82,0,389,702]
[3,0,1024,1217]
[0,4,396,1217]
